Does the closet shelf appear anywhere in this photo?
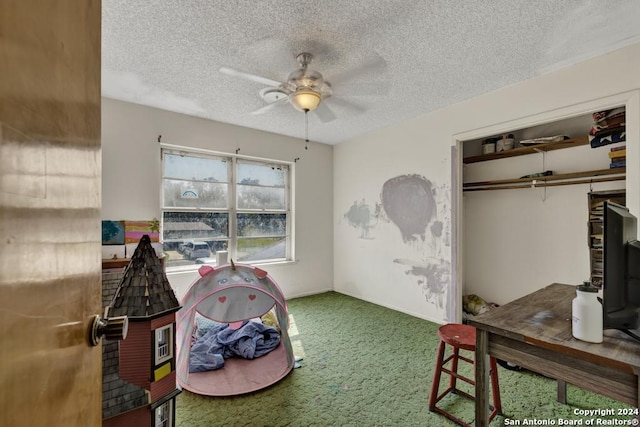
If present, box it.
[463,167,626,192]
[463,135,589,164]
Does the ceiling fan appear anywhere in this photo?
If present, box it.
[219,52,387,123]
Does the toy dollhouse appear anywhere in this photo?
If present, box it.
[102,235,181,427]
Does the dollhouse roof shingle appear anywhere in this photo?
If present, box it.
[108,235,180,318]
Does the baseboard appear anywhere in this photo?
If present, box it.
[332,289,445,325]
[286,287,334,300]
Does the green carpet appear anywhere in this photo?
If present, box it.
[176,292,632,426]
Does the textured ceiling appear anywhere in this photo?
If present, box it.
[102,1,640,145]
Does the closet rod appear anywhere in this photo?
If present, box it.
[463,175,625,192]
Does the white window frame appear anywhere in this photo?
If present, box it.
[154,400,173,427]
[160,144,294,270]
[155,324,173,365]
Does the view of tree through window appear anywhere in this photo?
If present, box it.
[161,149,291,268]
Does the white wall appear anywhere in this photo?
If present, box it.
[102,98,334,300]
[334,42,640,323]
[333,113,454,323]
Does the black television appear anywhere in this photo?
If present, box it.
[602,201,640,342]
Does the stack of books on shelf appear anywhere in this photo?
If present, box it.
[589,201,605,286]
[609,145,626,169]
[589,202,604,247]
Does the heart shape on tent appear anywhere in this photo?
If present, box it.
[254,267,268,279]
[248,294,256,301]
[198,265,214,277]
[218,296,227,303]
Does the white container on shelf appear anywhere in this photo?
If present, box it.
[571,283,603,343]
[481,142,496,154]
[496,137,514,152]
[216,250,228,266]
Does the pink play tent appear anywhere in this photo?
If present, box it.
[176,263,295,396]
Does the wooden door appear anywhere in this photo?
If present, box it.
[0,1,103,426]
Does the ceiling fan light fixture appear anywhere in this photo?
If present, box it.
[289,88,321,112]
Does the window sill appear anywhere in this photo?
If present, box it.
[165,258,298,275]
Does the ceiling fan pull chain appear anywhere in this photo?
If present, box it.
[305,110,309,150]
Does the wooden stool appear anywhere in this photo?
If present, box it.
[428,324,501,426]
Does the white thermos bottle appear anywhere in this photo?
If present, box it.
[571,282,603,343]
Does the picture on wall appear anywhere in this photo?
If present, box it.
[124,220,160,243]
[102,220,125,245]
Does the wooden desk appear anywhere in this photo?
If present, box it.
[468,283,640,427]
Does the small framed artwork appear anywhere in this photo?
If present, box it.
[102,220,125,245]
[124,220,160,243]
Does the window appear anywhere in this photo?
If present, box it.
[161,147,292,269]
[155,324,173,365]
[155,400,173,427]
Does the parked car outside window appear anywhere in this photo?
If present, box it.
[183,242,211,260]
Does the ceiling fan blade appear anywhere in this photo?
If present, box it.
[219,67,284,88]
[314,102,337,123]
[331,81,391,97]
[329,54,388,87]
[327,97,366,114]
[250,97,288,115]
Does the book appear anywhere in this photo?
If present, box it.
[610,156,625,164]
[608,149,626,158]
[610,160,626,169]
[610,145,626,152]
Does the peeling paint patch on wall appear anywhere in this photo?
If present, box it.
[343,199,381,239]
[383,176,452,317]
[394,179,452,320]
[381,174,435,242]
[341,174,452,320]
[394,257,451,311]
